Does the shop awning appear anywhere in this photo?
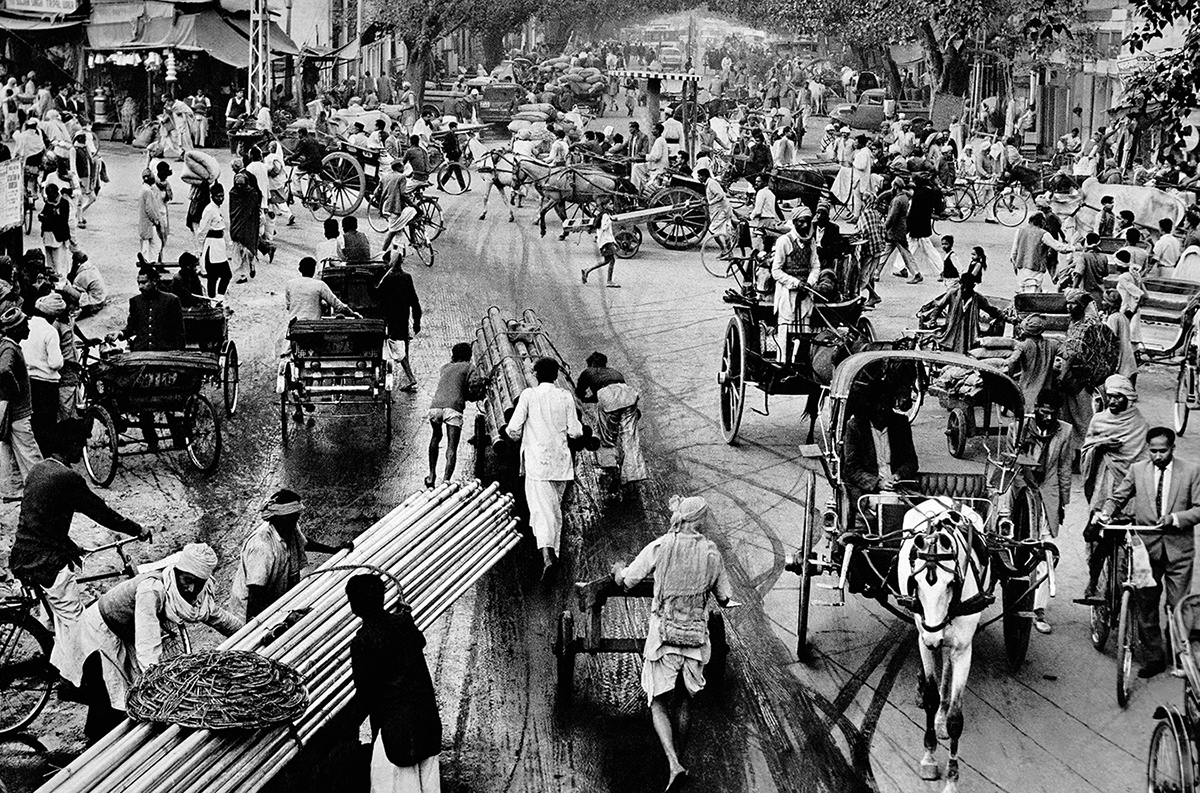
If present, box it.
[86,6,297,66]
[0,10,86,29]
[221,16,300,57]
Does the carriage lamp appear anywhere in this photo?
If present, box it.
[822,499,839,539]
[996,516,1014,539]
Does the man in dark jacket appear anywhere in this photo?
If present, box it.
[0,305,42,499]
[374,258,421,391]
[843,395,919,531]
[348,574,442,792]
[122,265,185,351]
[9,419,145,675]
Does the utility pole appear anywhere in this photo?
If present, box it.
[355,0,364,80]
[249,0,272,111]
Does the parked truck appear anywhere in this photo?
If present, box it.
[832,88,930,131]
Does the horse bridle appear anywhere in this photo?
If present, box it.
[906,525,964,633]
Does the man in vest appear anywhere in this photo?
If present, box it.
[772,205,819,361]
[1009,212,1073,292]
[613,496,734,792]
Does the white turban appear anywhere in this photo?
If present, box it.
[1103,375,1135,398]
[669,495,709,532]
[174,542,218,580]
[791,205,813,221]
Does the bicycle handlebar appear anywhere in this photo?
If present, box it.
[81,533,149,555]
[1097,523,1166,533]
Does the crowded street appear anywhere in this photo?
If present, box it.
[3,5,1200,793]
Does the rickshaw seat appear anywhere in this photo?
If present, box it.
[810,297,864,330]
[915,472,989,505]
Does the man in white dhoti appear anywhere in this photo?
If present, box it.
[506,357,583,575]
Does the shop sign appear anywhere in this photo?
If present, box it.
[0,160,21,233]
[4,0,80,14]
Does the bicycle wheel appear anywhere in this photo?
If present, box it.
[367,196,390,234]
[1176,363,1194,435]
[419,197,445,241]
[83,404,118,487]
[1116,587,1134,708]
[1090,551,1112,651]
[410,227,435,268]
[183,394,222,473]
[700,235,735,278]
[1148,715,1195,793]
[0,613,54,736]
[222,340,240,417]
[992,188,1029,227]
[437,162,471,195]
[305,183,334,222]
[948,185,976,222]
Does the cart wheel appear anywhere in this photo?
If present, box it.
[554,610,575,702]
[83,405,119,487]
[1176,364,1194,436]
[646,186,708,250]
[706,612,728,689]
[614,225,642,259]
[1116,587,1134,708]
[856,316,876,342]
[319,151,366,216]
[796,470,818,660]
[718,316,748,444]
[1148,709,1197,793]
[945,407,971,459]
[436,161,472,195]
[222,341,240,417]
[183,394,222,473]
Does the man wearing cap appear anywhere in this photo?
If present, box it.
[1098,425,1200,677]
[772,205,820,358]
[612,495,733,791]
[1071,232,1109,304]
[1117,209,1137,236]
[62,542,243,743]
[398,81,417,132]
[1005,314,1060,409]
[38,182,72,278]
[505,357,583,575]
[21,295,63,455]
[813,200,846,272]
[348,121,372,149]
[9,419,146,679]
[857,192,888,307]
[229,489,350,622]
[700,168,733,258]
[1096,195,1116,237]
[122,266,185,352]
[0,305,43,499]
[138,168,167,263]
[1113,249,1146,347]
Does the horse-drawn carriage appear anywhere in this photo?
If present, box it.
[80,342,224,487]
[277,261,394,446]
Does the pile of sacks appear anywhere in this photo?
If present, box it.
[932,366,985,397]
[969,336,1015,365]
[538,58,607,100]
[512,102,557,124]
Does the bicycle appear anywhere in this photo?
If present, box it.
[0,534,148,735]
[431,133,473,196]
[367,182,444,241]
[1084,522,1167,708]
[1176,339,1199,435]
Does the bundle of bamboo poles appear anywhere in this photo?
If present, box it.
[471,307,597,455]
[37,481,519,793]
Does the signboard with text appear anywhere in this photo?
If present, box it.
[0,159,21,233]
[4,0,79,14]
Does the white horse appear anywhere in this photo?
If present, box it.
[897,499,992,793]
[478,148,524,222]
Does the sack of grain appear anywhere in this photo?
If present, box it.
[183,150,221,183]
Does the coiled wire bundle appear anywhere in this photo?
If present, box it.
[127,650,308,729]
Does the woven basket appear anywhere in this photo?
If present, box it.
[127,651,308,729]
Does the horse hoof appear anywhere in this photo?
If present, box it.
[508,217,515,223]
[479,214,486,221]
[920,762,940,781]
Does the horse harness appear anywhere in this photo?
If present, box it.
[901,511,994,633]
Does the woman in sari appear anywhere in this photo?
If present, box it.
[576,352,647,493]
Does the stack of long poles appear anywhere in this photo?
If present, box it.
[36,481,519,793]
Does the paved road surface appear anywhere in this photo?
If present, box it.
[0,115,1185,793]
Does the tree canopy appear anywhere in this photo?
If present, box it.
[1123,0,1200,144]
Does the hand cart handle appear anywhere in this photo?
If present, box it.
[837,543,854,592]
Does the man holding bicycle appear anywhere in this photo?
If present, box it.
[1097,426,1200,679]
[8,419,147,674]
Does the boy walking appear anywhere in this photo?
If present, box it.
[582,212,620,287]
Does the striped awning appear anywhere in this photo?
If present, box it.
[610,69,701,82]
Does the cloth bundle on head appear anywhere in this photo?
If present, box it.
[1020,314,1046,337]
[175,542,219,580]
[35,293,66,317]
[1104,374,1136,398]
[668,495,709,532]
[262,489,304,521]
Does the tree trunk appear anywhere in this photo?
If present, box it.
[939,40,971,97]
[881,47,903,97]
[480,26,506,69]
[405,37,431,106]
[919,21,944,89]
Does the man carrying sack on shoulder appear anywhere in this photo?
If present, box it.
[612,496,735,792]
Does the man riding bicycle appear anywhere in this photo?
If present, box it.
[285,127,324,200]
[375,159,419,258]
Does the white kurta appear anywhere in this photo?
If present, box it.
[507,382,583,550]
[771,232,820,328]
[196,202,228,264]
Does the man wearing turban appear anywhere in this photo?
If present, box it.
[1004,313,1061,410]
[613,496,734,791]
[60,542,243,743]
[228,488,352,621]
[772,205,820,361]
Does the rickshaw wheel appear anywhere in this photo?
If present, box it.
[319,151,366,217]
[83,405,119,488]
[554,610,575,702]
[718,316,748,444]
[1002,489,1035,672]
[1116,587,1135,708]
[614,226,642,259]
[183,395,222,473]
[222,341,240,417]
[796,470,818,660]
[856,316,876,342]
[945,407,971,459]
[1176,364,1193,436]
[647,186,708,250]
[1147,710,1197,793]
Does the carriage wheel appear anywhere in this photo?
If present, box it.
[318,151,366,217]
[554,610,575,702]
[718,316,748,444]
[614,225,642,259]
[222,341,240,417]
[367,194,390,234]
[856,317,876,342]
[419,197,445,241]
[1002,489,1035,672]
[1176,364,1194,436]
[646,187,708,250]
[796,470,818,660]
[1116,587,1135,708]
[945,407,971,459]
[83,405,118,488]
[183,394,222,473]
[0,613,54,736]
[1148,711,1197,793]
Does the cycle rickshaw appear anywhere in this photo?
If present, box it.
[79,340,223,487]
